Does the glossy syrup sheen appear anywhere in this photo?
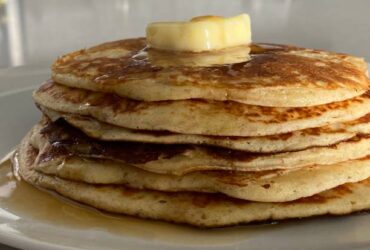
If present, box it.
[0,157,281,247]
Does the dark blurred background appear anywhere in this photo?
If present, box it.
[0,0,370,69]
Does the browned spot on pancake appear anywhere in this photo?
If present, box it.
[340,134,370,143]
[346,113,370,125]
[285,182,356,205]
[285,194,330,205]
[37,80,55,93]
[358,155,370,161]
[360,178,370,186]
[301,127,332,136]
[262,184,271,189]
[207,169,281,187]
[267,132,294,141]
[37,145,71,164]
[191,192,249,208]
[26,144,39,166]
[332,185,353,196]
[204,146,263,162]
[315,134,370,152]
[120,187,141,197]
[191,194,213,208]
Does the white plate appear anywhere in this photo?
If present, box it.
[0,65,370,250]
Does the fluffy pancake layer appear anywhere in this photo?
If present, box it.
[33,82,370,137]
[52,39,369,107]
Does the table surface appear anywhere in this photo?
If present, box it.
[0,0,370,249]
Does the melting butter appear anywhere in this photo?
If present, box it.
[146,14,252,52]
[147,45,251,67]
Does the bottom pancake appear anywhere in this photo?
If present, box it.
[16,131,370,227]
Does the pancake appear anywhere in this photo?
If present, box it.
[52,38,369,107]
[41,106,370,153]
[31,119,370,175]
[33,82,370,137]
[34,152,370,202]
[17,131,370,227]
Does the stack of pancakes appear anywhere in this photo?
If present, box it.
[15,38,370,227]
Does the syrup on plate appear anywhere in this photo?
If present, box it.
[0,153,275,247]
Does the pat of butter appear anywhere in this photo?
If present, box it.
[146,14,251,52]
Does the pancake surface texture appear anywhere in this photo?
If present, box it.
[17,131,370,227]
[52,38,369,107]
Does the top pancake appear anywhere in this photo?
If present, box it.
[52,38,369,107]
